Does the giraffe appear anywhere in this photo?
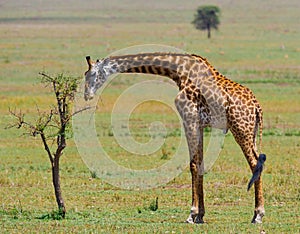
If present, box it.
[83,52,266,224]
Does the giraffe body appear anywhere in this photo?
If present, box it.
[84,52,266,224]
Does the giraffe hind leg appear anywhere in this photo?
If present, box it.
[247,154,266,191]
[251,176,265,224]
[249,154,266,224]
[231,131,265,223]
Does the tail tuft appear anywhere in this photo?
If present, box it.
[247,154,266,191]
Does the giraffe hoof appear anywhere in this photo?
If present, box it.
[251,209,265,224]
[185,217,195,224]
[185,214,204,224]
[251,216,263,224]
[195,216,205,224]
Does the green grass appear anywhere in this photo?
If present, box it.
[1,0,300,233]
[0,135,299,233]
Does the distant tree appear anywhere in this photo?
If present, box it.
[7,73,88,218]
[192,5,221,39]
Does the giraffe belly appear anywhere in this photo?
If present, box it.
[199,107,228,132]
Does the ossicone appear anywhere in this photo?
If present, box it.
[86,56,92,69]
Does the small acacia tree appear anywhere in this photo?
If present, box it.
[192,5,221,39]
[8,72,87,218]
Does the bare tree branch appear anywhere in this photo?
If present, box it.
[40,132,54,164]
[6,108,36,134]
[69,106,92,120]
[39,72,55,82]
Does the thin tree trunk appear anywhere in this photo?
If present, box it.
[52,154,66,217]
[51,86,67,217]
[207,24,211,38]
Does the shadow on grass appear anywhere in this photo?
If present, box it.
[0,206,65,221]
[36,209,65,221]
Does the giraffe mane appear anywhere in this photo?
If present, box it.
[108,52,188,60]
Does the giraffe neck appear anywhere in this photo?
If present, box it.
[100,53,212,88]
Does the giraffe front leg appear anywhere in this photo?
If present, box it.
[175,92,205,224]
[185,127,205,224]
[186,160,205,224]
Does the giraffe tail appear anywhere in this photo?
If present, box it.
[247,154,266,191]
[256,105,263,154]
[247,106,266,191]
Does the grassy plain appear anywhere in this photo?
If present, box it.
[0,0,299,233]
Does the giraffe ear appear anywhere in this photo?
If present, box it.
[86,56,93,70]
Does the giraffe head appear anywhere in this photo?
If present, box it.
[84,56,107,100]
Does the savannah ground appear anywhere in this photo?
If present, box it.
[0,0,299,233]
